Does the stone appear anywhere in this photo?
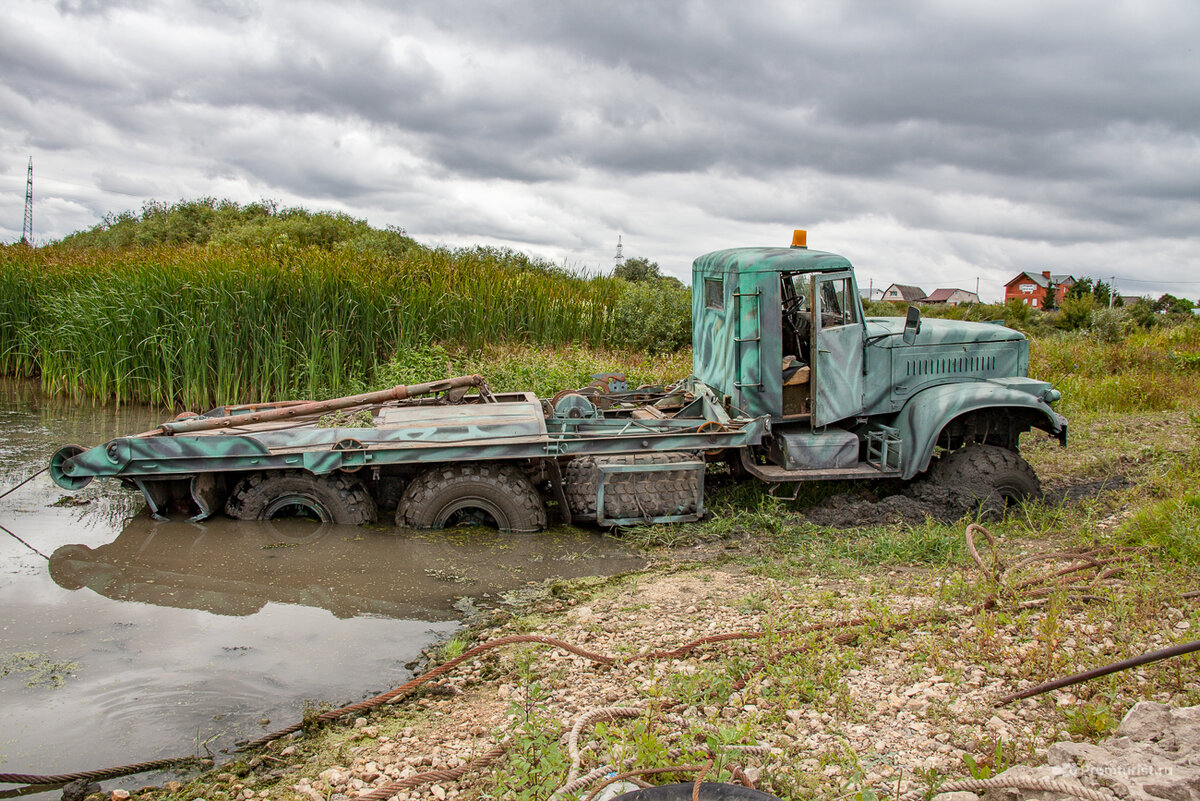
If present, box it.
[61,779,101,801]
[984,704,1200,801]
[931,793,980,801]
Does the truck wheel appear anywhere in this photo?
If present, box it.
[564,452,701,522]
[397,463,547,532]
[224,471,377,525]
[925,444,1041,517]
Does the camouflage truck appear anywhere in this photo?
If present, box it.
[49,231,1066,530]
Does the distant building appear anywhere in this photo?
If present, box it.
[921,288,980,306]
[1004,271,1075,308]
[881,283,926,303]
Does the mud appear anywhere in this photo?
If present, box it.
[802,472,1130,528]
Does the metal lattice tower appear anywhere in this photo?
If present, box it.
[613,235,624,270]
[21,157,33,245]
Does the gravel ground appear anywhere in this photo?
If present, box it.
[265,553,1197,801]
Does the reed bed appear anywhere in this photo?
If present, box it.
[0,243,622,409]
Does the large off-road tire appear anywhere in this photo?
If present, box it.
[564,452,702,522]
[923,444,1041,518]
[224,470,377,525]
[396,462,547,532]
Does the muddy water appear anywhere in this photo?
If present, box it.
[0,381,644,790]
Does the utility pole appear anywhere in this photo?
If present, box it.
[21,157,33,245]
[1110,276,1116,308]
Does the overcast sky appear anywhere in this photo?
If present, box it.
[2,0,1198,302]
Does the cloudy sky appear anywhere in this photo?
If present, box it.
[2,0,1198,302]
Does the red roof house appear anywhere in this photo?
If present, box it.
[922,288,980,306]
[1004,271,1075,308]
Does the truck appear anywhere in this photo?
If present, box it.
[49,230,1067,530]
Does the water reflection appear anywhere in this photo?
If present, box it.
[48,516,644,621]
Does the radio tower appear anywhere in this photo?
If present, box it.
[21,157,33,245]
[613,235,624,271]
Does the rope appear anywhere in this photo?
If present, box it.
[349,741,510,801]
[582,765,708,801]
[550,762,626,801]
[903,775,1116,801]
[0,756,202,787]
[565,707,647,784]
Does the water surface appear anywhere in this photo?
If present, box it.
[0,381,643,790]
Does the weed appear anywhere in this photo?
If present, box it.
[962,738,1014,779]
[1063,700,1118,739]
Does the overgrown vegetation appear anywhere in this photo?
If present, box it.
[0,241,624,408]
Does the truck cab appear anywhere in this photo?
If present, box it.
[692,231,1066,482]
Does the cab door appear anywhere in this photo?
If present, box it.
[811,272,865,426]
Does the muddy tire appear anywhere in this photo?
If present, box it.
[224,470,377,525]
[564,452,701,522]
[397,462,547,532]
[924,444,1041,517]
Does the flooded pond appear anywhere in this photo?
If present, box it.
[0,381,645,791]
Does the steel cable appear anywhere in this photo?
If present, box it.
[0,468,48,501]
[0,757,203,787]
[348,740,510,801]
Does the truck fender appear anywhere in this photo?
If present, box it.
[894,382,1065,480]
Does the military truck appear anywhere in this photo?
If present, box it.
[49,230,1066,530]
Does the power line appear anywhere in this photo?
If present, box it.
[1110,275,1200,286]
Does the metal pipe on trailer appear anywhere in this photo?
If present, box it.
[144,375,488,437]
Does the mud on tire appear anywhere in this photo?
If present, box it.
[564,451,702,522]
[397,462,547,532]
[923,444,1041,518]
[224,470,377,525]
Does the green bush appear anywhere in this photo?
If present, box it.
[1089,307,1129,343]
[608,280,692,354]
[1057,294,1097,330]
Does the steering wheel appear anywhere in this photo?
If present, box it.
[783,294,810,338]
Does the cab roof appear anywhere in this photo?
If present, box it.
[692,246,853,277]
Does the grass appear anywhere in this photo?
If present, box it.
[0,243,624,408]
[1029,325,1200,415]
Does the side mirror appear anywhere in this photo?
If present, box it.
[902,306,922,345]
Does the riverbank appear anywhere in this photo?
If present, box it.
[112,407,1200,801]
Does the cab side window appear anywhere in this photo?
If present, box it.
[818,278,857,328]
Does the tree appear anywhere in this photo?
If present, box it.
[1041,282,1058,310]
[613,256,661,283]
[1092,280,1112,307]
[1154,294,1195,315]
[1066,277,1093,300]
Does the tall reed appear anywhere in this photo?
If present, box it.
[0,243,623,408]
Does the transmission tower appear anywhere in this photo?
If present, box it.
[613,235,624,271]
[21,157,33,245]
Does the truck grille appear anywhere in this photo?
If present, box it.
[905,355,998,377]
